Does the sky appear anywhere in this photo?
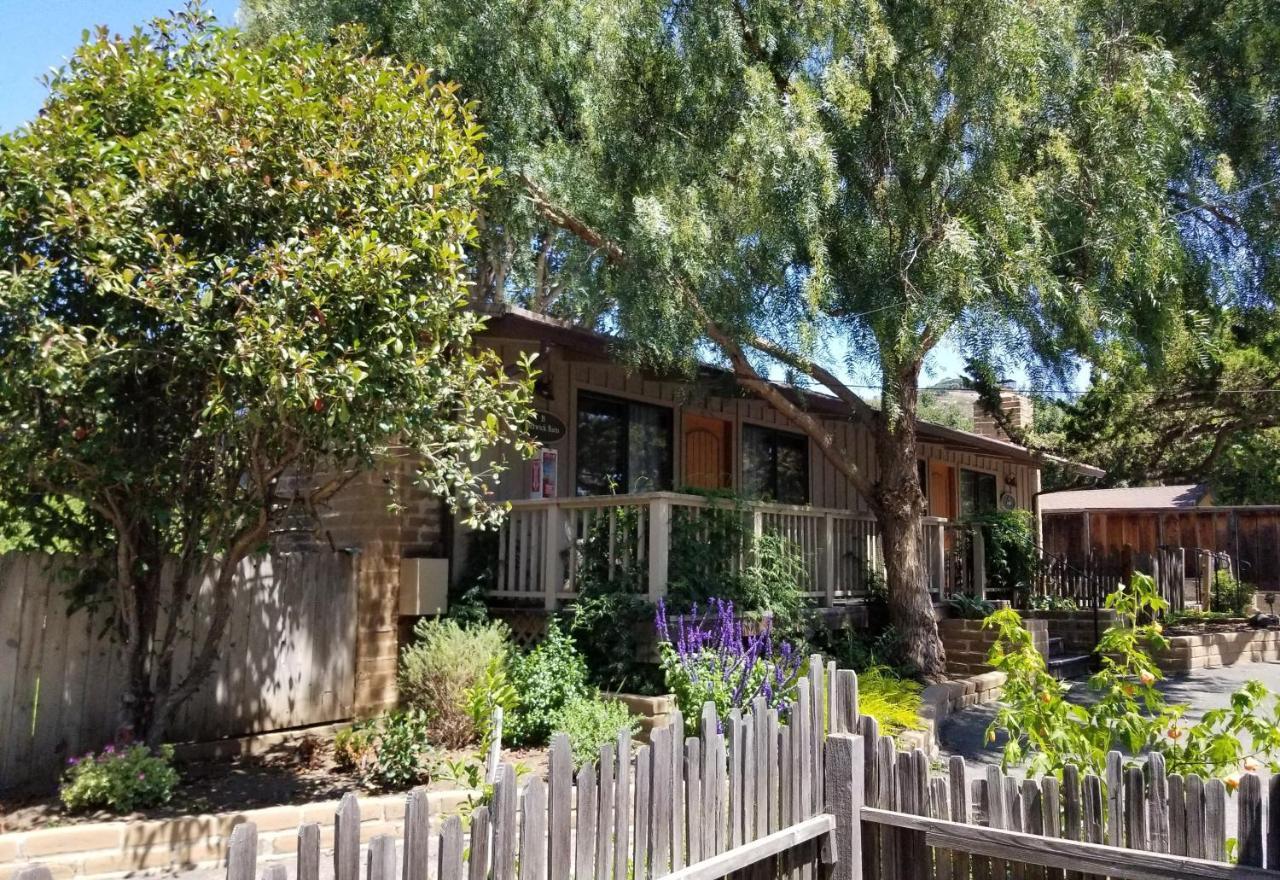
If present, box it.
[0,0,240,134]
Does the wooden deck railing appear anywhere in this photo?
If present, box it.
[491,492,959,609]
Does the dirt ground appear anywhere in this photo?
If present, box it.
[0,737,550,834]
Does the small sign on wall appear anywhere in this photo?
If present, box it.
[530,448,559,499]
[540,448,558,498]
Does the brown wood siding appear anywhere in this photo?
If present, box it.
[485,340,1041,515]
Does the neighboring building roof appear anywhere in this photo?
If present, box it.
[477,305,1105,477]
[1039,484,1211,512]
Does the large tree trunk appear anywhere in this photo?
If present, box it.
[871,363,947,679]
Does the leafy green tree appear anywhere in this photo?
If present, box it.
[248,0,1204,676]
[0,10,532,740]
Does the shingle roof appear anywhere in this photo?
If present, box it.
[1039,484,1210,512]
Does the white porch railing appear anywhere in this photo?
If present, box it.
[491,492,958,609]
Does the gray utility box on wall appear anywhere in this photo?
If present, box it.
[399,558,449,616]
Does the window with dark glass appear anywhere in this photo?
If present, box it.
[575,392,673,495]
[743,425,810,504]
[959,468,998,517]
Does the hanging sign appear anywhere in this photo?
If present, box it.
[529,410,566,444]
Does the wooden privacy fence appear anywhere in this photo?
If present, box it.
[0,550,356,792]
[205,659,1280,880]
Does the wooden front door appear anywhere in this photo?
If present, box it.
[682,414,733,490]
[928,460,957,519]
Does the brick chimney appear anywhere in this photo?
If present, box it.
[972,390,1033,441]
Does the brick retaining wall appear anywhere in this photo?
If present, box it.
[0,790,470,880]
[1024,609,1117,655]
[1156,629,1280,674]
[940,618,1048,676]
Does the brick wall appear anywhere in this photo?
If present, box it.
[971,391,1033,441]
[940,617,1049,675]
[1024,609,1117,655]
[316,458,446,717]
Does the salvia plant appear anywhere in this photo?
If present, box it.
[656,598,803,733]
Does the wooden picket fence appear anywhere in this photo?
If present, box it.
[206,658,1280,880]
[9,660,1271,880]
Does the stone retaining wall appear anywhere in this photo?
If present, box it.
[940,618,1048,676]
[909,670,1006,757]
[0,790,470,880]
[1156,629,1280,674]
[1024,609,1117,655]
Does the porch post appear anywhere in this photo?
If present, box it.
[823,513,836,608]
[647,497,671,602]
[972,525,986,599]
[542,506,563,610]
[932,521,946,595]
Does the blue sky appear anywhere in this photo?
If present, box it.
[0,1,240,133]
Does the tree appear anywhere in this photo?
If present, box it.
[247,0,1204,677]
[0,10,533,741]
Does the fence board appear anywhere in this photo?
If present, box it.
[520,780,547,880]
[0,551,356,791]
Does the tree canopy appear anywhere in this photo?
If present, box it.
[247,0,1230,676]
[0,10,531,738]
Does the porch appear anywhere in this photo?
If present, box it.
[488,491,979,609]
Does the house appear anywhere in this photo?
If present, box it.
[1040,484,1280,592]
[318,306,1095,713]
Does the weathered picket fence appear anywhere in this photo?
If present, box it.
[206,658,1280,880]
[14,659,1280,880]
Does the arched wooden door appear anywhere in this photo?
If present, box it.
[682,413,733,490]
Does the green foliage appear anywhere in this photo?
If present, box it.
[60,744,179,813]
[0,7,532,739]
[399,618,513,748]
[463,656,518,754]
[856,668,925,739]
[568,503,658,693]
[1211,569,1254,616]
[947,594,995,621]
[507,619,590,747]
[970,511,1039,599]
[917,391,975,432]
[1026,594,1079,612]
[552,696,639,769]
[987,573,1280,778]
[809,620,911,676]
[332,712,438,790]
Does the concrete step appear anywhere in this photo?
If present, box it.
[1047,636,1065,657]
[1047,654,1093,680]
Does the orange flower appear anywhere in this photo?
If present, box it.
[1226,774,1242,792]
[1040,691,1053,705]
[1244,759,1259,772]
[1139,671,1156,686]
[1167,727,1182,740]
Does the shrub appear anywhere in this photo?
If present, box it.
[1211,569,1254,616]
[60,744,179,813]
[399,618,512,748]
[333,712,438,790]
[553,696,639,769]
[508,619,590,746]
[857,667,925,738]
[947,594,995,620]
[971,510,1039,598]
[810,620,912,676]
[987,573,1280,778]
[1026,594,1078,612]
[657,598,803,733]
[464,655,518,753]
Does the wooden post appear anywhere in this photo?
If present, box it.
[648,497,671,602]
[824,513,836,607]
[227,822,257,880]
[543,506,563,609]
[334,794,359,880]
[824,733,864,880]
[972,526,987,599]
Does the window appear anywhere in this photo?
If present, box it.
[743,425,810,504]
[575,392,673,495]
[959,468,998,518]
